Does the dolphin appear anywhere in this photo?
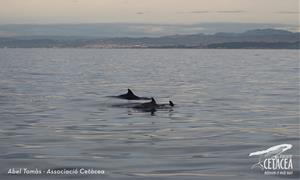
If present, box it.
[111,97,174,115]
[112,89,151,100]
[133,97,174,111]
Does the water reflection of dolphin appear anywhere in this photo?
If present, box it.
[111,89,151,100]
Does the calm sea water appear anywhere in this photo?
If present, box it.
[0,49,299,180]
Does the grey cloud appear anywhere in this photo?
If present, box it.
[216,10,245,13]
[136,12,144,15]
[176,11,210,14]
[190,11,210,14]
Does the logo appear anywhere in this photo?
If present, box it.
[249,144,294,176]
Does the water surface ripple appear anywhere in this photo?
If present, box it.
[0,49,299,179]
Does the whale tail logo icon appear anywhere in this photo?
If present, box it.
[249,144,292,170]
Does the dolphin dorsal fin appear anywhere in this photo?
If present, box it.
[169,101,174,107]
[151,97,157,104]
[127,89,134,95]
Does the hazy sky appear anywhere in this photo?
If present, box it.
[0,0,299,25]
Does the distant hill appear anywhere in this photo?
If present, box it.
[0,23,292,38]
[243,29,294,36]
[0,29,299,49]
[207,41,300,49]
